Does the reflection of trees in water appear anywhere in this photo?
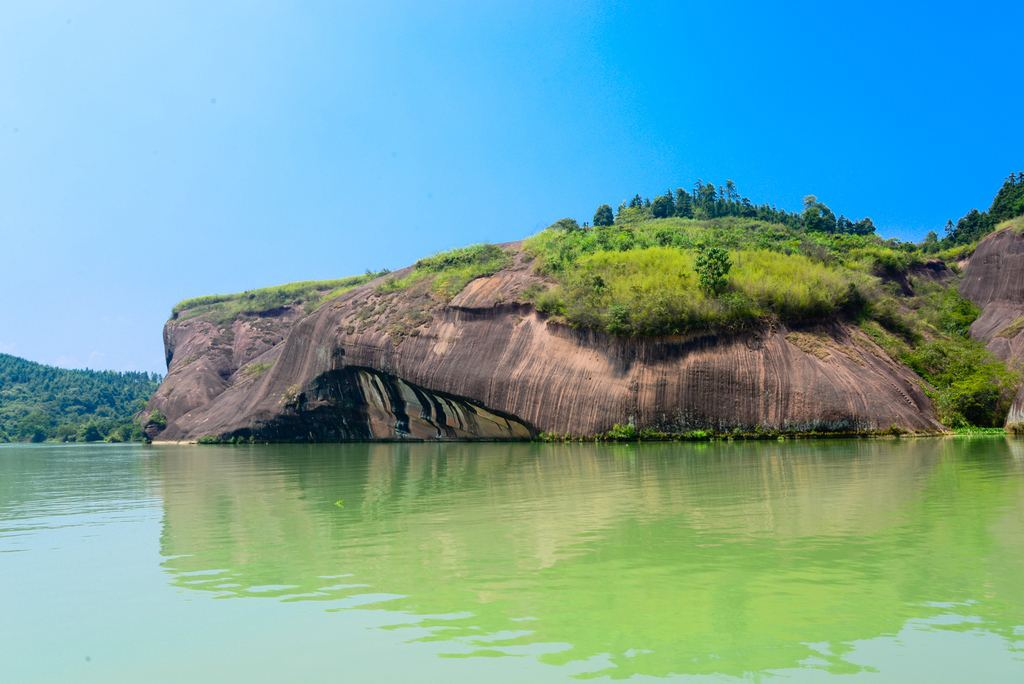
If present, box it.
[0,444,150,520]
[155,439,1024,679]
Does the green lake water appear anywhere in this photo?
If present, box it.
[2,439,1023,682]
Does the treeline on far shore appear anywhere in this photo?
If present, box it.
[0,353,160,443]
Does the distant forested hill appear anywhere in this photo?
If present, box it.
[0,354,160,442]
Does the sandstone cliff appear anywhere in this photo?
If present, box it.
[145,244,944,441]
[960,220,1024,428]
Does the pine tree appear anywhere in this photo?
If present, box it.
[674,188,693,218]
[593,204,614,227]
[651,191,675,218]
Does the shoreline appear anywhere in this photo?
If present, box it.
[145,428,1010,446]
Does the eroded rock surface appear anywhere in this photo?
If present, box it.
[148,306,304,435]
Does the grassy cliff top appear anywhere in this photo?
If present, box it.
[519,215,932,334]
[171,272,387,323]
[995,216,1024,235]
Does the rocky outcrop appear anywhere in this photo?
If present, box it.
[144,246,945,441]
[147,305,305,430]
[960,226,1024,427]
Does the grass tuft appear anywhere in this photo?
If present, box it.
[996,316,1024,339]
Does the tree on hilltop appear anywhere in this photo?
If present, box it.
[651,191,675,218]
[593,204,614,227]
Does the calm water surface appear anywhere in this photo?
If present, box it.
[2,439,1023,682]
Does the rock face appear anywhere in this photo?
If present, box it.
[147,305,305,429]
[145,246,944,441]
[960,226,1024,428]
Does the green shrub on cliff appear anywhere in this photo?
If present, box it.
[858,284,1016,428]
[930,288,980,337]
[146,409,167,428]
[694,246,731,294]
[903,339,1017,427]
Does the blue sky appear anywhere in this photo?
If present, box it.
[1,1,1022,373]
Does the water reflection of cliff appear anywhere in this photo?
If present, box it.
[155,439,1024,679]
